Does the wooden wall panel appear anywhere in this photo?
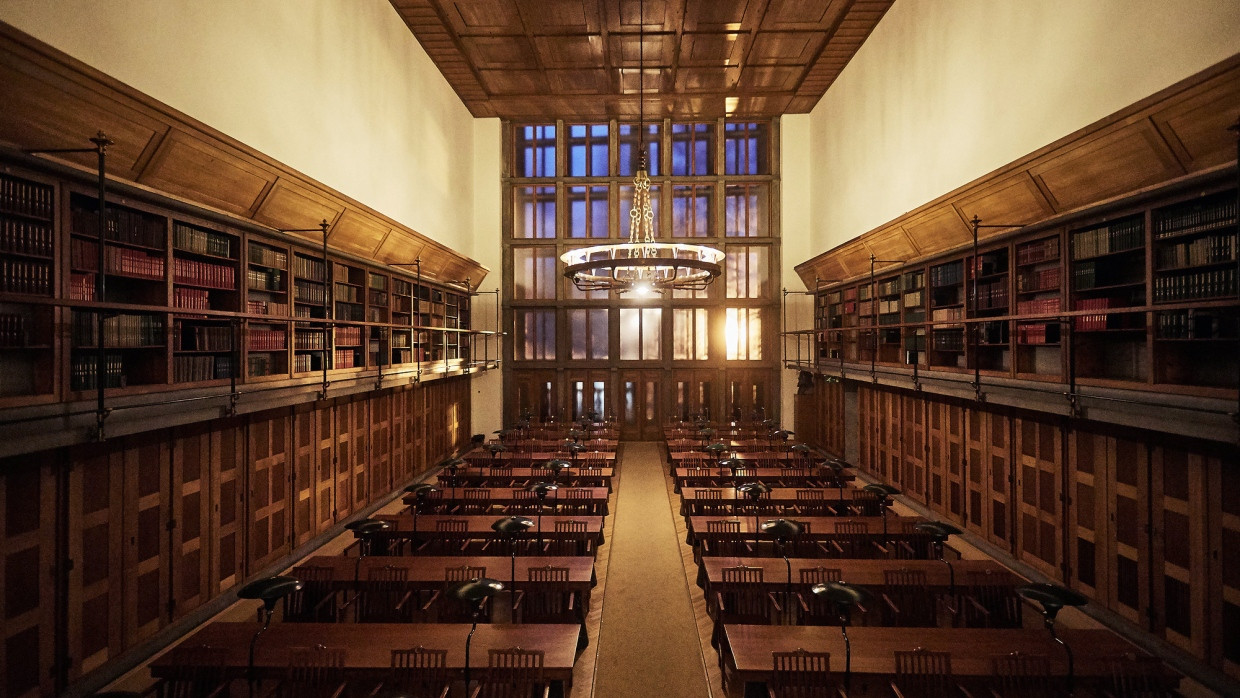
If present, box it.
[792,374,844,458]
[65,443,124,679]
[900,394,927,504]
[121,435,170,647]
[391,386,414,483]
[1013,416,1065,581]
[169,426,213,622]
[926,399,965,522]
[212,419,245,595]
[370,392,393,500]
[0,457,57,698]
[291,405,325,548]
[246,410,291,571]
[1213,452,1240,679]
[964,407,1014,552]
[1067,430,1111,607]
[1149,445,1213,661]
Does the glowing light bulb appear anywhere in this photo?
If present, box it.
[633,280,654,298]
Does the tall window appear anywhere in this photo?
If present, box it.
[515,124,556,178]
[567,185,609,238]
[725,184,769,237]
[724,122,769,175]
[670,122,713,176]
[618,123,660,176]
[725,308,762,360]
[725,245,771,299]
[516,310,555,360]
[512,247,556,299]
[620,308,662,360]
[514,186,556,238]
[567,123,609,177]
[671,185,714,238]
[569,308,609,359]
[673,308,709,360]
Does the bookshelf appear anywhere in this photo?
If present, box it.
[876,274,901,363]
[901,269,925,366]
[1069,214,1147,382]
[969,246,1010,372]
[69,192,167,306]
[368,272,389,367]
[71,310,167,390]
[928,259,965,368]
[292,251,328,374]
[171,220,239,385]
[857,280,875,363]
[392,277,414,365]
[331,262,365,370]
[0,170,56,398]
[1014,234,1063,377]
[246,241,289,317]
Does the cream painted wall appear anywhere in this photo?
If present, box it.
[470,117,504,436]
[780,114,814,425]
[805,0,1240,262]
[0,0,480,253]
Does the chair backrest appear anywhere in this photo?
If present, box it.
[553,519,587,533]
[695,488,722,500]
[783,468,810,479]
[883,568,928,588]
[706,519,740,534]
[285,565,335,622]
[769,648,835,698]
[283,645,346,698]
[722,565,764,584]
[798,567,842,585]
[435,519,468,533]
[963,569,1022,628]
[833,521,866,535]
[444,565,487,583]
[490,465,513,477]
[390,646,449,696]
[851,488,881,516]
[479,648,546,698]
[893,647,954,698]
[528,565,569,583]
[463,488,490,501]
[990,652,1051,696]
[160,645,227,698]
[796,489,824,501]
[564,488,590,500]
[1106,653,1174,697]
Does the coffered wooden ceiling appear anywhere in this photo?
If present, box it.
[390,0,893,119]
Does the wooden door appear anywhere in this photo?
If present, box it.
[928,399,966,525]
[247,409,291,571]
[170,425,213,621]
[566,370,611,423]
[291,404,333,546]
[876,389,901,484]
[1066,430,1110,607]
[65,443,125,679]
[1149,443,1213,661]
[212,419,245,594]
[121,434,171,647]
[0,456,58,698]
[1014,416,1064,581]
[391,385,413,483]
[334,397,368,518]
[900,394,928,504]
[964,407,1014,552]
[370,392,393,499]
[619,370,662,440]
[1212,449,1240,679]
[509,371,559,423]
[857,386,878,477]
[725,369,774,422]
[668,368,719,423]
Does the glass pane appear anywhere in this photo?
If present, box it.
[673,308,708,360]
[642,307,662,360]
[590,309,609,359]
[725,307,762,360]
[671,185,714,238]
[513,247,556,299]
[515,124,556,178]
[514,186,556,239]
[724,183,768,237]
[592,380,606,417]
[570,310,588,360]
[620,308,640,360]
[618,123,661,176]
[671,122,714,176]
[645,381,656,421]
[725,245,770,299]
[568,123,609,177]
[517,310,555,360]
[724,121,769,175]
[570,308,609,359]
[568,185,610,238]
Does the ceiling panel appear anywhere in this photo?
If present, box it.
[391,0,893,119]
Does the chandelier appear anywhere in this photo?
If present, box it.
[560,0,723,296]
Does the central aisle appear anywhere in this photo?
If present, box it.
[592,442,712,698]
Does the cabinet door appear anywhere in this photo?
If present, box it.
[170,425,213,621]
[900,394,927,504]
[0,457,58,698]
[1150,445,1213,662]
[66,444,125,678]
[370,392,393,499]
[247,410,291,570]
[391,386,413,483]
[292,404,333,546]
[212,419,245,594]
[857,386,878,476]
[334,397,367,519]
[965,408,1014,553]
[1213,452,1240,679]
[1014,416,1064,581]
[1067,430,1110,605]
[930,400,967,525]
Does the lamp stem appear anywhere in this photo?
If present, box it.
[464,618,478,694]
[1047,618,1075,695]
[781,543,793,624]
[247,607,273,698]
[840,620,852,691]
[511,540,518,618]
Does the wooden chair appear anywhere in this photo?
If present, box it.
[795,567,844,626]
[560,487,596,515]
[893,522,934,560]
[713,566,780,646]
[574,464,603,487]
[549,519,592,556]
[768,648,842,698]
[692,488,727,516]
[880,569,938,627]
[891,648,971,698]
[828,521,885,559]
[477,647,550,698]
[284,565,339,623]
[506,488,539,515]
[153,645,229,698]
[849,488,882,517]
[387,647,450,698]
[515,565,577,624]
[424,518,472,555]
[1101,653,1175,698]
[793,489,827,516]
[988,652,1054,698]
[959,570,1023,628]
[701,519,744,560]
[459,488,492,514]
[488,465,519,488]
[276,645,348,698]
[430,565,489,622]
[779,467,811,487]
[355,565,414,623]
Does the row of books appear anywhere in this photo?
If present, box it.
[2,259,51,295]
[1,218,53,257]
[294,353,322,372]
[1016,298,1061,316]
[931,307,963,322]
[173,222,233,259]
[335,349,357,369]
[294,254,326,282]
[174,257,236,289]
[71,202,165,250]
[875,299,899,314]
[393,348,413,364]
[931,330,964,351]
[1073,298,1113,331]
[902,271,924,292]
[70,272,94,301]
[335,284,362,303]
[70,238,166,280]
[248,327,287,351]
[394,297,414,314]
[1153,233,1236,270]
[247,268,283,292]
[1071,218,1143,259]
[248,354,279,377]
[295,329,326,351]
[1016,323,1059,345]
[876,279,900,296]
[902,290,923,308]
[1152,269,1237,303]
[1154,194,1236,239]
[369,290,388,306]
[1017,267,1060,293]
[1016,237,1060,266]
[970,281,1009,311]
[1071,261,1140,293]
[368,273,387,291]
[247,299,288,316]
[969,253,1007,277]
[336,303,364,322]
[174,287,210,310]
[929,262,964,287]
[176,324,232,352]
[294,280,327,304]
[70,355,125,391]
[1,175,54,220]
[73,312,164,348]
[978,321,1008,345]
[1155,310,1234,340]
[249,244,288,268]
[367,308,388,323]
[0,313,30,347]
[393,279,412,296]
[174,355,233,382]
[335,326,363,346]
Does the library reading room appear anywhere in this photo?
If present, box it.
[0,1,1238,697]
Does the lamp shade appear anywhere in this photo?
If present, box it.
[238,575,303,607]
[405,483,440,499]
[565,442,586,455]
[697,429,716,440]
[864,483,900,498]
[810,581,874,609]
[470,434,486,444]
[719,457,744,471]
[491,515,535,535]
[772,429,793,440]
[737,481,772,500]
[761,419,778,428]
[790,443,812,455]
[546,459,573,473]
[1016,583,1087,621]
[345,518,391,536]
[704,442,729,456]
[450,577,504,603]
[527,481,559,497]
[914,521,963,543]
[486,442,508,454]
[760,518,803,540]
[439,457,466,469]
